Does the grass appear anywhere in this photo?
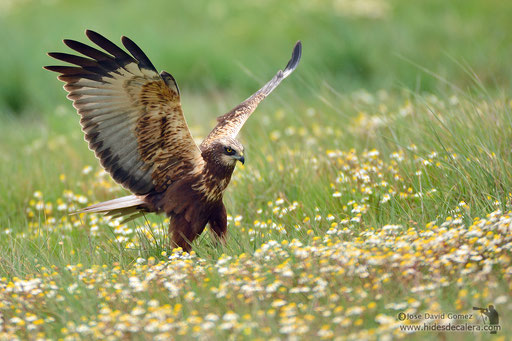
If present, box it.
[1,0,512,339]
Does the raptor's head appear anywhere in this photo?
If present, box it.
[212,137,245,167]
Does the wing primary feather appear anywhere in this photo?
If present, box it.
[63,80,104,90]
[85,30,135,65]
[68,87,123,97]
[63,39,116,61]
[45,64,112,80]
[121,36,157,72]
[57,73,104,83]
[61,39,121,72]
[47,53,112,77]
[44,65,93,75]
[47,52,97,67]
[283,41,302,77]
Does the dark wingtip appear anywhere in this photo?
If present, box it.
[43,65,64,72]
[47,52,68,61]
[63,39,79,50]
[121,35,157,71]
[85,29,100,40]
[283,40,302,76]
[120,35,134,49]
[44,51,60,71]
[46,52,61,63]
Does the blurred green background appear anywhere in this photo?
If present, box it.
[1,0,511,117]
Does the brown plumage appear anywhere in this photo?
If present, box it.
[45,30,302,251]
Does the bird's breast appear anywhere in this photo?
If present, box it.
[192,170,233,203]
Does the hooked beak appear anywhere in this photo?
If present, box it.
[235,155,245,165]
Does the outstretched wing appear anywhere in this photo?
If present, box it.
[45,30,203,194]
[201,41,302,148]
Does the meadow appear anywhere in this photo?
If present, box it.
[1,0,511,339]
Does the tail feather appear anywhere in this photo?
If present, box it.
[75,195,147,221]
[108,208,146,224]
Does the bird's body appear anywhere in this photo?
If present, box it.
[45,30,301,251]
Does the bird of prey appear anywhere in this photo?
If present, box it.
[45,30,301,251]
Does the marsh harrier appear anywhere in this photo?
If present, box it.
[45,30,301,251]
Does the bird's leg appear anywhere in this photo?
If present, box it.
[169,215,197,253]
[209,228,227,247]
[170,234,193,253]
[208,203,228,246]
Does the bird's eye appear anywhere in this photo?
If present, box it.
[225,147,234,154]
